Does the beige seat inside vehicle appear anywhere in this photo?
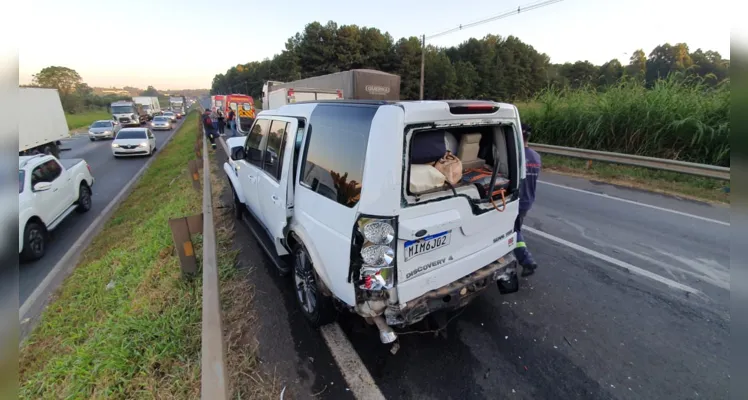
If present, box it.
[457,133,485,170]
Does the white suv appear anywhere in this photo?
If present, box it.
[224,100,525,344]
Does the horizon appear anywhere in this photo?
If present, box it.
[20,0,733,89]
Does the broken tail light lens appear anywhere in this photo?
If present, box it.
[356,217,398,291]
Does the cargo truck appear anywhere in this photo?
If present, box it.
[18,88,68,158]
[132,96,161,120]
[261,69,401,109]
[111,100,147,126]
[169,96,186,116]
[265,87,342,111]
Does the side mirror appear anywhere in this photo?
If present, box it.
[230,146,245,161]
[33,182,52,192]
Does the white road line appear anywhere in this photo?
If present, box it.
[524,226,705,297]
[538,180,730,226]
[19,119,185,322]
[320,324,387,400]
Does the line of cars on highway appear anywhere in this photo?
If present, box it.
[87,110,180,157]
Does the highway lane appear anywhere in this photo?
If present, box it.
[18,117,188,305]
[338,172,729,400]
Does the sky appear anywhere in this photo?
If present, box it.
[19,0,736,90]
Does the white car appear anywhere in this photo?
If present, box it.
[224,100,523,345]
[112,128,157,158]
[163,111,177,122]
[19,154,95,261]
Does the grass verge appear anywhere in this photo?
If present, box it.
[208,150,279,399]
[20,112,203,399]
[540,153,730,204]
[66,109,112,130]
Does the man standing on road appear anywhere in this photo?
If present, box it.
[211,107,219,133]
[515,123,540,276]
[227,107,236,138]
[216,107,225,136]
[202,109,217,150]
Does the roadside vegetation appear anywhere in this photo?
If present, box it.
[19,111,276,399]
[208,151,278,399]
[65,109,111,130]
[19,113,204,399]
[519,76,730,167]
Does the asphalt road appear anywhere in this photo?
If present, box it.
[224,145,729,399]
[18,117,187,305]
[338,173,729,399]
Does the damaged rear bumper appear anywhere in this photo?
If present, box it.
[384,253,519,326]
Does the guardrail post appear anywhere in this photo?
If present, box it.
[167,214,203,278]
[188,160,202,192]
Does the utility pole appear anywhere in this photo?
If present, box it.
[420,34,425,100]
[418,0,562,99]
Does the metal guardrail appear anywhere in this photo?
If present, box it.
[197,105,229,400]
[529,143,730,180]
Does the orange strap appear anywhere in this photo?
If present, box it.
[490,189,507,212]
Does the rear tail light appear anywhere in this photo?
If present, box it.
[353,216,398,291]
[336,90,343,98]
[287,89,295,103]
[448,101,500,115]
[86,164,92,174]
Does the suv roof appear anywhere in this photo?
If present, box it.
[259,99,519,125]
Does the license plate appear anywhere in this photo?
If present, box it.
[404,231,451,261]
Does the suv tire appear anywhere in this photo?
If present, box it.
[21,221,46,261]
[293,243,336,327]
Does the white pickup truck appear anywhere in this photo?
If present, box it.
[19,154,95,261]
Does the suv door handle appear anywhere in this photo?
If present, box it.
[271,195,279,201]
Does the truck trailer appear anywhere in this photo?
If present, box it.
[19,88,68,158]
[132,96,161,120]
[261,69,401,109]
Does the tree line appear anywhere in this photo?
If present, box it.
[211,20,730,103]
[24,67,208,114]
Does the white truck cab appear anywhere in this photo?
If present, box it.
[224,100,525,344]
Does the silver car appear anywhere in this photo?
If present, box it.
[88,120,120,141]
[150,116,172,131]
[162,111,177,122]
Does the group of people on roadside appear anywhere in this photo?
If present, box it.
[201,105,237,150]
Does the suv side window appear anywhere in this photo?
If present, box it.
[300,104,376,208]
[246,119,270,166]
[263,120,288,181]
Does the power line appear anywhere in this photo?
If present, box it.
[419,0,564,99]
[425,0,564,40]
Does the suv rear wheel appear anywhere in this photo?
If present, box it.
[293,243,336,327]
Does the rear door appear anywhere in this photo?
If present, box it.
[395,120,523,302]
[237,118,271,216]
[256,117,298,254]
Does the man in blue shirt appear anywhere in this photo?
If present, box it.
[515,123,541,276]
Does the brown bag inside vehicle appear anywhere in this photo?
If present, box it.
[432,151,463,185]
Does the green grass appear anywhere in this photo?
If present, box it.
[541,154,730,204]
[65,109,112,131]
[20,112,204,399]
[518,76,730,167]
